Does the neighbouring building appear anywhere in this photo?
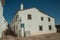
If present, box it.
[0,0,8,38]
[56,25,60,32]
[10,3,57,37]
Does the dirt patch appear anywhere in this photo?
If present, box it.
[1,33,60,40]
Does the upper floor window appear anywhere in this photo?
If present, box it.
[28,14,32,20]
[39,25,43,31]
[49,25,52,30]
[16,15,19,20]
[48,17,51,22]
[41,17,44,21]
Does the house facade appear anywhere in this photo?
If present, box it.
[0,0,8,38]
[10,4,57,37]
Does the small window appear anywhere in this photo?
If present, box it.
[21,23,24,28]
[28,14,32,20]
[41,17,43,21]
[16,15,19,20]
[48,17,51,22]
[39,26,43,31]
[49,25,52,30]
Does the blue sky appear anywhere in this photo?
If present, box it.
[3,0,60,25]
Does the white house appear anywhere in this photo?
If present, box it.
[10,3,57,37]
[0,0,8,38]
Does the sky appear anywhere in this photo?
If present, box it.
[3,0,60,25]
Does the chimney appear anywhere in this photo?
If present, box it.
[21,3,23,10]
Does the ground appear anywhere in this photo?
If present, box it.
[0,33,60,40]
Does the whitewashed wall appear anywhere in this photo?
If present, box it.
[18,8,56,36]
[0,0,8,38]
[11,8,57,37]
[0,0,3,17]
[0,16,8,38]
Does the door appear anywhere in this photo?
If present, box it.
[21,23,25,37]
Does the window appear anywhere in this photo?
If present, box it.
[41,17,43,21]
[16,15,19,20]
[39,26,43,31]
[49,25,52,30]
[48,17,51,22]
[28,14,32,20]
[21,23,24,28]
